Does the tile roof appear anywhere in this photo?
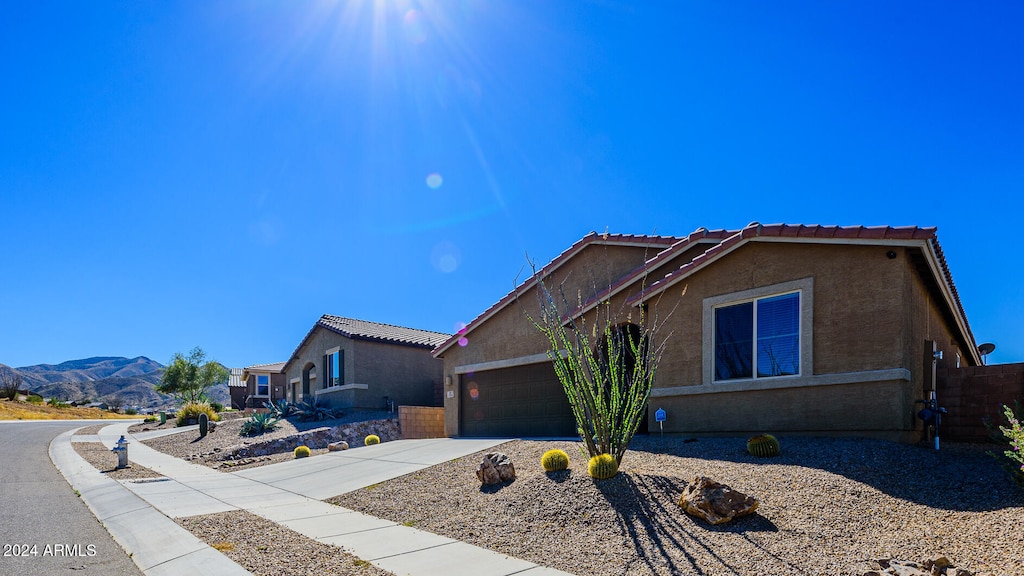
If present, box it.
[317,315,450,349]
[625,222,977,363]
[432,232,683,356]
[433,222,978,365]
[243,361,287,373]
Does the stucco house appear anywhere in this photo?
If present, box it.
[433,223,981,443]
[233,362,287,409]
[282,315,448,410]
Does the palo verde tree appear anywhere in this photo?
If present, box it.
[156,347,228,404]
[522,263,672,466]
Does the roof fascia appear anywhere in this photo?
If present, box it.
[635,235,981,365]
[431,233,677,357]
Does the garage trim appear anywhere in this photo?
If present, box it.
[453,350,567,375]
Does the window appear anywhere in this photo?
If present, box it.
[256,374,270,396]
[324,349,343,388]
[714,291,800,381]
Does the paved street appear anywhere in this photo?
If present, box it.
[0,421,142,576]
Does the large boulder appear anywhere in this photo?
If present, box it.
[476,452,516,485]
[678,476,758,525]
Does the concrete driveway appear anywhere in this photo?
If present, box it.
[232,437,511,499]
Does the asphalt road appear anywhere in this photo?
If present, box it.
[0,421,143,576]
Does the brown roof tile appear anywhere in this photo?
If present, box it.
[317,315,449,348]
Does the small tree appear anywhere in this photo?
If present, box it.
[156,347,228,405]
[522,263,671,466]
[0,368,22,400]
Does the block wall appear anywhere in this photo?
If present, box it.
[399,405,446,439]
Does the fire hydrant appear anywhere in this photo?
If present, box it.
[111,435,129,469]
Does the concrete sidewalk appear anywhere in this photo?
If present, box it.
[54,422,575,576]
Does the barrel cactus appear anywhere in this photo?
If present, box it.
[746,434,780,457]
[587,453,618,480]
[364,434,380,446]
[198,413,209,437]
[541,449,570,472]
[294,445,311,458]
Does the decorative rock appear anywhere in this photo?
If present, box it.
[853,558,974,576]
[678,476,758,525]
[328,441,349,451]
[476,452,516,485]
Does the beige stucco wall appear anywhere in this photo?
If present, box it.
[442,239,971,442]
[284,326,443,410]
[441,242,656,435]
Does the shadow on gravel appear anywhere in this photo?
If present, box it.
[628,435,1024,513]
[595,472,785,576]
[479,479,515,493]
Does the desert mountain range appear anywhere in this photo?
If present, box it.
[1,356,230,410]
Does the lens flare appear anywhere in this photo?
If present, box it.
[458,337,469,347]
[426,173,443,189]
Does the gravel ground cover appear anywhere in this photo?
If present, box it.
[72,442,164,480]
[74,424,110,436]
[330,437,1024,576]
[138,410,395,471]
[176,510,393,576]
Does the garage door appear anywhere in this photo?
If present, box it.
[459,362,576,437]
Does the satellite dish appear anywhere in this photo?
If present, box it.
[978,343,996,365]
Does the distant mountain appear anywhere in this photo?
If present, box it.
[8,356,230,411]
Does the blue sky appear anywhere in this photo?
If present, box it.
[1,1,1021,369]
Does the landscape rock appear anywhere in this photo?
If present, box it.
[328,441,349,451]
[851,558,974,576]
[223,418,398,459]
[476,452,516,485]
[678,476,758,525]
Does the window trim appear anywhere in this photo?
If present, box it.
[702,277,814,385]
[254,373,270,397]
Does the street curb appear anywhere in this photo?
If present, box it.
[48,427,252,576]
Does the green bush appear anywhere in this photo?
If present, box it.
[587,453,618,480]
[210,401,224,413]
[25,395,44,404]
[239,412,281,436]
[143,415,158,423]
[986,402,1024,488]
[364,434,380,446]
[541,449,570,472]
[47,398,69,408]
[176,401,220,426]
[294,445,311,458]
[124,408,138,415]
[746,434,781,457]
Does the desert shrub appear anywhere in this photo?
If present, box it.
[541,449,570,472]
[143,415,158,423]
[266,399,292,418]
[47,398,69,408]
[986,403,1024,487]
[746,434,781,457]
[176,401,220,426]
[587,453,618,480]
[210,401,224,413]
[26,395,44,404]
[124,408,138,415]
[239,412,281,436]
[294,445,311,458]
[293,398,341,422]
[364,434,380,446]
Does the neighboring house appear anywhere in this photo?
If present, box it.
[433,223,981,443]
[227,367,245,410]
[282,315,448,410]
[238,362,287,409]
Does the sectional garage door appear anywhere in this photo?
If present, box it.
[459,362,576,437]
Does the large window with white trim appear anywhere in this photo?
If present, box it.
[714,291,800,381]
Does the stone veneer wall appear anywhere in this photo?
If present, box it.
[938,362,1024,441]
[226,417,400,458]
[399,406,445,439]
